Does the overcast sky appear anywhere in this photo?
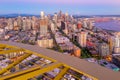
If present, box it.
[0,0,120,15]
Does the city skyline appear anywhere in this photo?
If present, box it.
[0,0,120,15]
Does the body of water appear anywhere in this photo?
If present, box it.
[95,20,120,32]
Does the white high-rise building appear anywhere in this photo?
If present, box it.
[40,11,45,19]
[98,43,110,57]
[53,14,57,22]
[51,22,55,33]
[26,19,32,30]
[17,16,22,29]
[40,19,48,35]
[114,34,120,53]
[40,11,48,35]
[8,18,13,30]
[63,22,68,35]
[78,32,87,47]
[31,16,36,30]
[114,35,120,47]
[22,17,27,30]
[83,19,88,28]
[14,20,18,27]
[65,12,69,22]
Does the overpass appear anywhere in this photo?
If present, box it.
[0,41,120,80]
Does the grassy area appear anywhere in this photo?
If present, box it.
[81,48,92,58]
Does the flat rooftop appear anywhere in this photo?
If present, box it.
[113,55,120,61]
[0,41,120,80]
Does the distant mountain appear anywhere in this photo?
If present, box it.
[0,14,120,18]
[73,15,120,18]
[0,14,39,18]
[94,15,120,17]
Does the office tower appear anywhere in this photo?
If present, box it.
[50,22,55,33]
[72,33,77,42]
[53,13,57,23]
[0,28,4,39]
[108,36,114,54]
[65,12,68,17]
[26,18,32,30]
[13,20,19,30]
[17,16,22,29]
[114,35,120,47]
[98,43,110,57]
[88,21,93,30]
[61,21,65,30]
[40,11,48,35]
[72,24,77,31]
[13,19,18,27]
[14,20,17,27]
[65,12,69,22]
[31,16,36,30]
[78,32,87,47]
[70,15,74,22]
[31,20,35,30]
[114,34,120,53]
[83,19,88,28]
[58,10,62,18]
[40,11,45,19]
[60,21,68,34]
[22,17,27,31]
[64,22,68,35]
[7,18,13,30]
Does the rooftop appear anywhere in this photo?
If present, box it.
[0,41,120,80]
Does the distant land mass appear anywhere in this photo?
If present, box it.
[0,14,39,18]
[0,14,120,18]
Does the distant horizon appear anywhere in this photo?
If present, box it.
[0,0,120,15]
[0,13,120,16]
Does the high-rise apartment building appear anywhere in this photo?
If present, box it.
[65,12,69,22]
[26,18,32,30]
[83,19,88,28]
[7,18,13,30]
[88,21,93,30]
[53,13,58,23]
[50,22,56,33]
[40,19,48,35]
[13,20,18,27]
[98,43,110,57]
[31,16,37,30]
[22,17,27,31]
[40,11,48,36]
[17,16,22,29]
[108,36,115,54]
[78,32,87,47]
[114,34,120,53]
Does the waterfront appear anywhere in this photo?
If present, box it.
[95,20,120,32]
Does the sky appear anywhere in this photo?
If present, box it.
[0,0,120,15]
